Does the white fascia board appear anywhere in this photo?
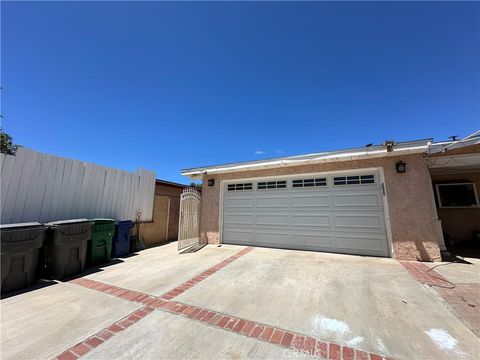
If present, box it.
[181,143,429,179]
[428,136,480,154]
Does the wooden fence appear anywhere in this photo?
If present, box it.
[0,148,156,224]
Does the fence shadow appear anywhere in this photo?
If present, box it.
[60,258,128,281]
[1,279,58,300]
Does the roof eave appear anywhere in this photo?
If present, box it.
[181,144,430,179]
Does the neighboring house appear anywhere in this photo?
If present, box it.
[181,136,480,261]
[141,179,189,247]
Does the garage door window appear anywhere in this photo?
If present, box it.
[334,175,375,185]
[292,178,327,188]
[257,180,287,190]
[227,183,253,191]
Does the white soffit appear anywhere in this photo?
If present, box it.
[429,153,480,169]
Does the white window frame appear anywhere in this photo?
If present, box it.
[435,182,479,209]
[227,183,253,191]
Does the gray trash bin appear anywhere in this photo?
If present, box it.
[45,219,93,279]
[1,222,46,294]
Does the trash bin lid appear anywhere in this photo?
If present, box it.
[46,218,91,226]
[92,218,115,224]
[116,220,133,225]
[0,222,43,229]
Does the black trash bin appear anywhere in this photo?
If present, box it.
[1,222,46,294]
[45,219,93,279]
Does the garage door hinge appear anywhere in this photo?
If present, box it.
[381,183,386,196]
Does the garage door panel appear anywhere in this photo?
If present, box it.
[334,214,384,229]
[292,214,331,227]
[224,214,254,226]
[256,196,289,208]
[291,195,330,208]
[332,193,382,207]
[294,233,334,249]
[224,229,255,244]
[225,197,255,209]
[256,214,289,226]
[257,232,290,247]
[335,234,387,253]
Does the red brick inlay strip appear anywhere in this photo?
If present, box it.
[159,246,254,300]
[56,305,156,360]
[155,300,393,360]
[399,261,451,287]
[56,296,393,360]
[68,277,157,305]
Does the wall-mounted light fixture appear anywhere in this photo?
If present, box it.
[396,161,406,173]
[208,179,215,186]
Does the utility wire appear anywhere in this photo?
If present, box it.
[440,130,480,153]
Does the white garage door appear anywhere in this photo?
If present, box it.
[222,171,390,257]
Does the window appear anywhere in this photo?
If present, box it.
[334,174,375,186]
[436,183,479,208]
[292,178,327,188]
[227,183,253,191]
[360,175,375,184]
[257,180,287,190]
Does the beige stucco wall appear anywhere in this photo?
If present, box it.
[199,154,442,261]
[141,183,184,247]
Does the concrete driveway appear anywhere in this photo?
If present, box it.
[1,242,479,360]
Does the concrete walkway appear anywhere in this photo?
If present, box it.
[1,282,140,360]
[1,242,479,360]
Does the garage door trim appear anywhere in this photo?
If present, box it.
[218,167,393,257]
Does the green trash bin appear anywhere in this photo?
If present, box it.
[1,222,46,294]
[88,218,115,266]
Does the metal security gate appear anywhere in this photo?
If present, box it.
[178,188,201,251]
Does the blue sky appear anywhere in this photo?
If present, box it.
[3,2,479,184]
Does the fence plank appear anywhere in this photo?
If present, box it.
[29,153,51,221]
[39,155,59,222]
[12,149,38,223]
[0,153,5,174]
[22,150,44,222]
[1,154,16,222]
[71,160,85,218]
[66,159,80,219]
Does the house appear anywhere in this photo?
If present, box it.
[140,179,189,247]
[181,135,480,261]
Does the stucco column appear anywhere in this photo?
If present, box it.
[427,175,447,251]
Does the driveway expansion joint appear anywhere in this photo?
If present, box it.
[57,247,393,360]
